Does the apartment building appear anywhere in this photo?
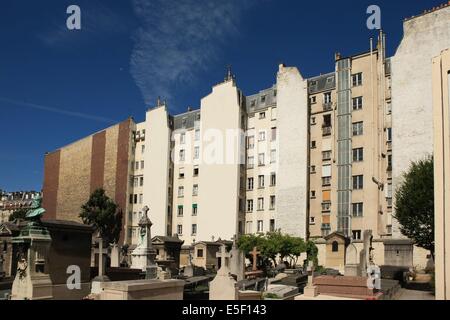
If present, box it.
[0,191,42,223]
[308,35,393,242]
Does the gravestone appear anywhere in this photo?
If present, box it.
[183,251,194,278]
[250,246,260,271]
[265,284,299,299]
[229,235,245,281]
[110,243,120,268]
[359,230,373,277]
[303,261,318,298]
[91,235,110,294]
[131,206,157,279]
[209,245,237,300]
[344,243,360,276]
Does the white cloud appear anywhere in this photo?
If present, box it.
[130,0,254,106]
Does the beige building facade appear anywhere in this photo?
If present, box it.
[433,48,450,300]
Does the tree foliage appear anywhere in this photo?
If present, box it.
[80,188,123,244]
[394,156,434,255]
[237,231,307,268]
[8,208,28,222]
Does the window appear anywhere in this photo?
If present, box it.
[193,166,199,176]
[321,224,331,237]
[195,129,200,141]
[258,175,265,188]
[258,153,265,166]
[178,186,184,198]
[247,157,254,169]
[134,194,138,204]
[180,133,186,145]
[193,184,199,196]
[179,168,185,179]
[257,220,264,233]
[270,173,276,186]
[247,136,255,149]
[322,150,332,161]
[134,177,139,187]
[332,241,339,252]
[322,202,331,212]
[177,224,183,235]
[141,160,144,169]
[353,148,364,162]
[261,95,266,104]
[247,200,254,212]
[247,178,254,190]
[311,190,316,198]
[311,165,316,174]
[270,196,276,210]
[324,92,332,104]
[311,117,316,125]
[353,175,364,190]
[194,146,200,160]
[311,141,317,149]
[135,161,139,170]
[352,122,364,136]
[177,206,184,217]
[140,176,144,187]
[192,224,197,236]
[352,230,362,240]
[141,145,145,154]
[352,73,363,86]
[270,150,277,164]
[258,131,266,141]
[259,112,266,119]
[386,128,392,142]
[271,107,277,120]
[309,96,317,104]
[386,102,392,115]
[270,219,275,232]
[352,203,364,217]
[179,149,185,162]
[352,96,363,110]
[387,154,392,171]
[257,198,264,211]
[129,194,133,204]
[197,249,204,258]
[310,217,316,225]
[271,127,277,141]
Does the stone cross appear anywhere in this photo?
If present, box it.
[250,247,261,271]
[216,245,231,275]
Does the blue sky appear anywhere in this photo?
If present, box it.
[0,0,445,191]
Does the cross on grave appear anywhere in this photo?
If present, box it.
[216,245,231,275]
[250,246,261,271]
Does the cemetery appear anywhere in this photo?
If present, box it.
[0,195,435,301]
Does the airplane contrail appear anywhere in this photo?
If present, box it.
[0,96,117,124]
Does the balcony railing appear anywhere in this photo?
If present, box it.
[322,177,331,187]
[322,126,332,136]
[323,102,333,111]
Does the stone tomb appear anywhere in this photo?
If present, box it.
[209,245,237,300]
[99,279,185,300]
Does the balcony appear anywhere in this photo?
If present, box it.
[323,102,333,112]
[322,126,332,136]
[322,177,331,187]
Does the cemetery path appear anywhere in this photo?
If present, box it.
[395,289,435,300]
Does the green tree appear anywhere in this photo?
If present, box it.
[80,188,123,244]
[394,156,434,258]
[8,208,28,222]
[306,240,319,267]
